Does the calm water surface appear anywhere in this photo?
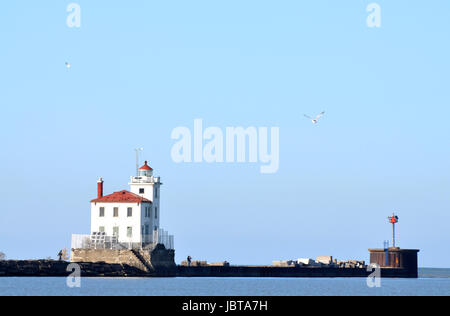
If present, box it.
[0,268,449,296]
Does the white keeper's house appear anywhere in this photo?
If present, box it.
[72,161,173,250]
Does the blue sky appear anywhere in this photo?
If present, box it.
[0,1,449,267]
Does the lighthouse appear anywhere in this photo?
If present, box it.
[129,160,162,231]
[89,160,165,248]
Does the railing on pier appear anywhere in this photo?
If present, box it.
[153,229,174,250]
[71,229,174,250]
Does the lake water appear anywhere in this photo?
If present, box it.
[0,268,449,296]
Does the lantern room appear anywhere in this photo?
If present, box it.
[138,161,153,177]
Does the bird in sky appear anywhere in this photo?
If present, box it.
[65,62,71,69]
[304,111,325,124]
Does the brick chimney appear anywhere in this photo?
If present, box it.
[97,177,104,198]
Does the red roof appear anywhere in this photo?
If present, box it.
[139,161,153,170]
[91,190,152,203]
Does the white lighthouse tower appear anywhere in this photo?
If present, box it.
[129,161,162,230]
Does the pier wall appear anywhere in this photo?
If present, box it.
[0,260,146,277]
[71,249,145,269]
[0,246,418,278]
[369,248,419,278]
[0,261,417,278]
[70,244,176,276]
[176,266,417,278]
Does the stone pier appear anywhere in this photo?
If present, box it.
[70,244,176,276]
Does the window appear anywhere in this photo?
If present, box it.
[113,207,119,217]
[145,225,150,235]
[99,226,105,233]
[113,227,119,237]
[155,207,158,219]
[99,207,105,217]
[155,187,158,198]
[139,188,145,194]
[127,227,133,238]
[145,206,151,218]
[127,207,133,217]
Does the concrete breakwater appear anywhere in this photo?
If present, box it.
[0,261,416,278]
[0,246,419,278]
[0,260,147,277]
[177,265,416,278]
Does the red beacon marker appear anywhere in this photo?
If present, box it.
[390,216,398,224]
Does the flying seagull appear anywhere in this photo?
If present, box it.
[304,111,325,124]
[65,62,71,69]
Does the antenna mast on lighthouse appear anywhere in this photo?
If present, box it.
[135,148,144,176]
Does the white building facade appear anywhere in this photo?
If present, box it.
[85,161,171,249]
